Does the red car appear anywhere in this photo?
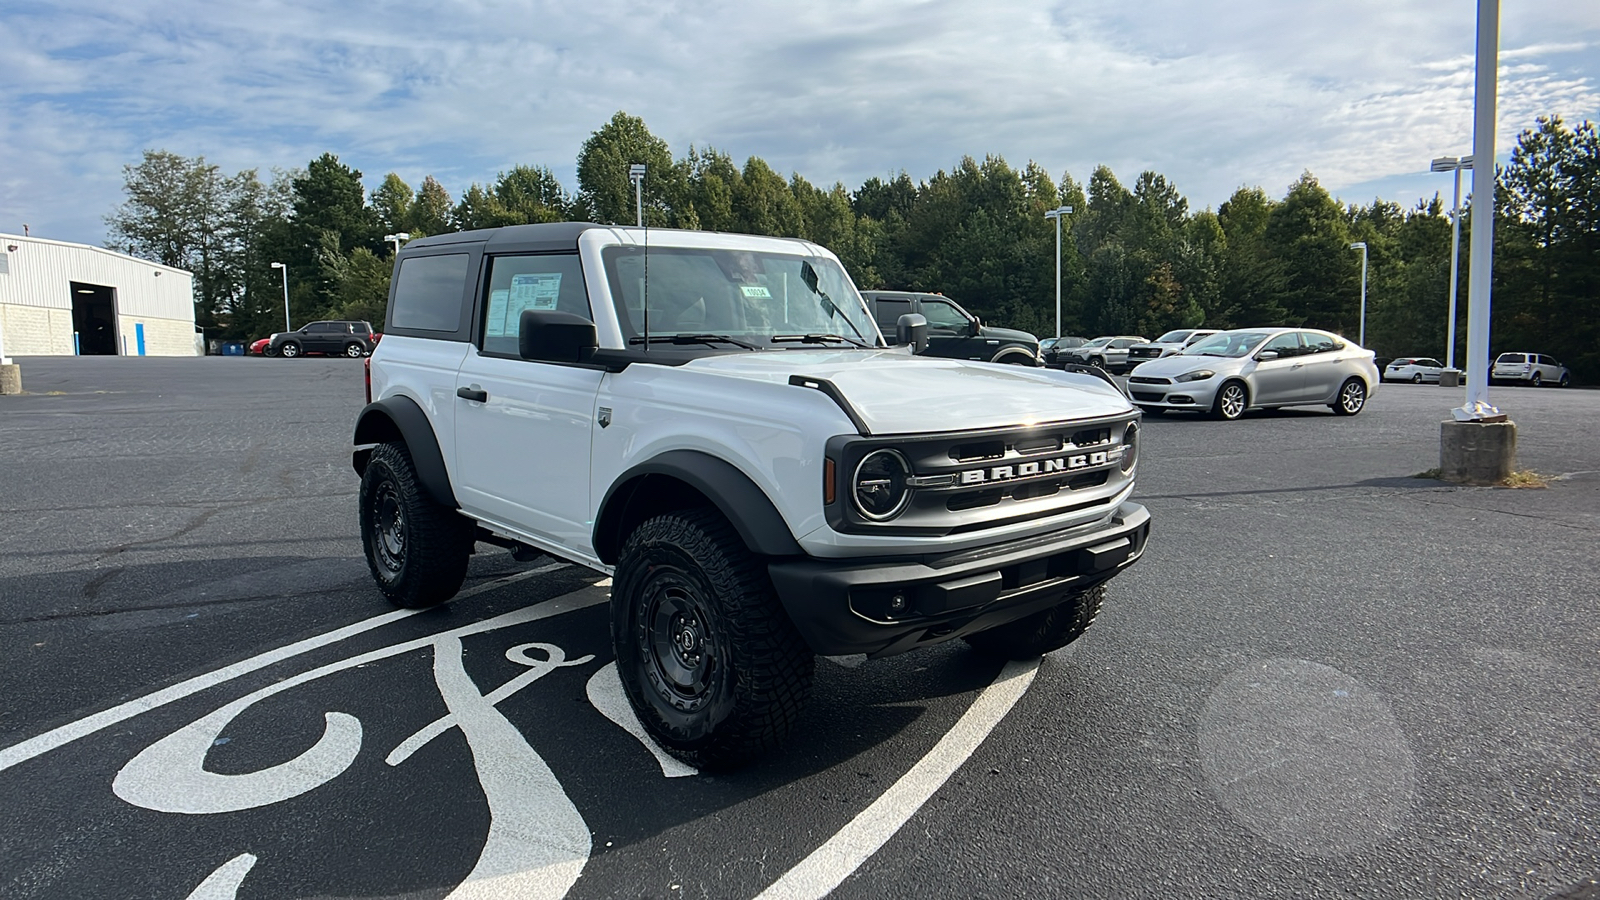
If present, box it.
[249,338,272,356]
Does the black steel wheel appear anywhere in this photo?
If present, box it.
[359,442,473,608]
[345,342,365,358]
[964,584,1107,660]
[1212,381,1248,420]
[612,508,814,770]
[1333,377,1368,416]
[280,341,302,358]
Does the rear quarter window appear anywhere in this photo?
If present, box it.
[391,254,471,333]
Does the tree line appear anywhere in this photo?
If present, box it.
[106,112,1599,382]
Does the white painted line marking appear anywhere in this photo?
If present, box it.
[0,562,572,774]
[182,852,257,900]
[824,654,868,669]
[584,661,698,778]
[753,657,1041,900]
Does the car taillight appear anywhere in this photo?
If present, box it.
[364,357,372,404]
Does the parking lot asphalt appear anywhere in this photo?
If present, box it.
[1,356,1596,900]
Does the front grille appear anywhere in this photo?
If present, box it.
[1128,348,1160,359]
[1129,376,1171,385]
[1131,391,1165,402]
[830,412,1138,536]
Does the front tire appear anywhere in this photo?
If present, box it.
[359,442,473,608]
[964,584,1106,660]
[612,509,814,770]
[1211,381,1248,420]
[1090,355,1106,369]
[1333,377,1368,416]
[280,341,302,358]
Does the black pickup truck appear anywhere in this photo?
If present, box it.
[861,291,1039,365]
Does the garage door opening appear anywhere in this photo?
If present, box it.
[71,282,118,355]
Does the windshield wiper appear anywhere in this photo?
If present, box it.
[629,333,761,350]
[771,333,872,349]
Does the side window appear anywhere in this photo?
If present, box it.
[1111,339,1137,349]
[920,300,969,332]
[872,298,912,333]
[1301,332,1337,354]
[480,253,589,358]
[1262,333,1302,357]
[392,254,470,332]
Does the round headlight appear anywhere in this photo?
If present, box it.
[1120,422,1139,474]
[853,449,912,520]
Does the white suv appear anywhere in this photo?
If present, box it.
[353,223,1149,767]
[1491,352,1571,387]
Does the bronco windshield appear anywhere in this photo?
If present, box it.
[1184,331,1273,358]
[602,246,879,347]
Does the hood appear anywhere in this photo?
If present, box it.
[979,325,1038,345]
[1129,352,1249,378]
[682,349,1131,434]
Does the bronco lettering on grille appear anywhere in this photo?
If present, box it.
[958,451,1110,485]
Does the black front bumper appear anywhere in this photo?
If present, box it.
[768,502,1149,657]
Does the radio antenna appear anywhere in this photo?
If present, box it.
[630,164,648,353]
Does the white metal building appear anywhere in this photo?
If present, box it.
[0,232,198,358]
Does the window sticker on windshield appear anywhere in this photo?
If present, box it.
[510,273,562,314]
[485,289,511,336]
[740,285,772,299]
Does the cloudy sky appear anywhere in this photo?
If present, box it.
[4,0,1598,247]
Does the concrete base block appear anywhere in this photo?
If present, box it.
[1440,419,1517,484]
[0,363,20,395]
[1439,369,1460,388]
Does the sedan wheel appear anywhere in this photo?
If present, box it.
[1333,378,1367,416]
[1412,373,1423,384]
[1212,381,1247,420]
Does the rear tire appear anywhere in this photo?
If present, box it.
[359,442,473,608]
[964,584,1106,660]
[1531,372,1543,387]
[345,342,365,358]
[612,508,814,770]
[1412,373,1423,384]
[1332,377,1367,416]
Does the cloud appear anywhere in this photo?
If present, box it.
[2,0,1596,245]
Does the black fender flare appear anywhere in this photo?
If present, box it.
[351,395,459,509]
[593,450,801,565]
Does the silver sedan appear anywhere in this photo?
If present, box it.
[1125,328,1380,419]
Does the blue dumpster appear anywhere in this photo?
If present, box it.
[222,342,246,356]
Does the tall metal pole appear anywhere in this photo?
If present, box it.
[629,164,646,227]
[1349,242,1368,346]
[1053,214,1062,339]
[272,263,291,332]
[1044,205,1071,339]
[1446,163,1465,370]
[1459,0,1499,418]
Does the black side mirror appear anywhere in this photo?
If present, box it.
[519,309,597,364]
[896,313,929,353]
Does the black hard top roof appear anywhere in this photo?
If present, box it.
[403,222,607,254]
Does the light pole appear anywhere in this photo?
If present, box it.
[1349,242,1368,346]
[1044,205,1073,339]
[628,164,646,227]
[384,232,411,256]
[270,262,290,332]
[1429,155,1473,370]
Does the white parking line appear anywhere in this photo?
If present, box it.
[0,562,571,774]
[753,657,1041,900]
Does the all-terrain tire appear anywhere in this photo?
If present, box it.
[611,508,814,770]
[359,442,473,608]
[964,584,1107,660]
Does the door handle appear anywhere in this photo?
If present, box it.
[456,386,488,403]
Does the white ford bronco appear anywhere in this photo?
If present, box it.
[353,223,1149,768]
